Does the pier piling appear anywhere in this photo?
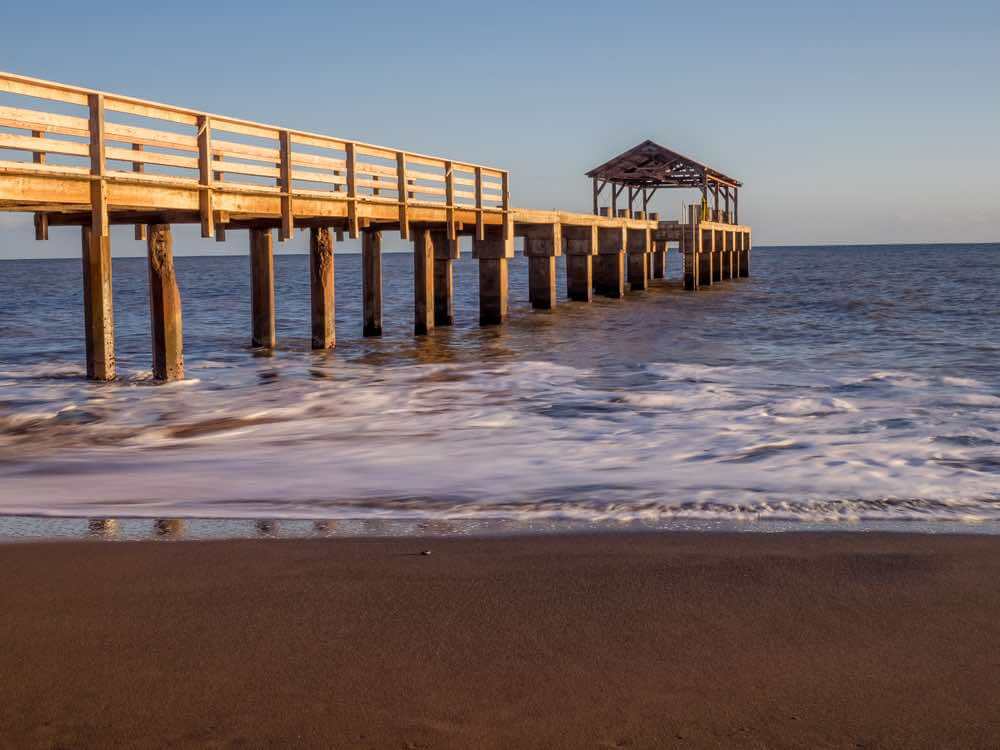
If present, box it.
[627,228,650,291]
[433,230,456,326]
[595,226,626,298]
[249,228,276,348]
[524,224,561,310]
[362,229,383,337]
[564,225,597,302]
[80,226,115,381]
[473,225,512,325]
[309,227,335,349]
[413,226,436,335]
[147,224,184,381]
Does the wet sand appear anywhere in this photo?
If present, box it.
[2,532,999,749]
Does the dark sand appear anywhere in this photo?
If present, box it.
[2,532,999,749]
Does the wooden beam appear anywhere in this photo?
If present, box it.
[474,166,484,242]
[362,229,382,336]
[146,224,184,381]
[346,142,359,239]
[309,226,335,349]
[249,228,275,347]
[396,152,409,240]
[473,224,510,325]
[31,130,48,240]
[432,228,455,327]
[524,223,561,311]
[132,144,146,241]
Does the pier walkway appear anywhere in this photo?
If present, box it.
[0,72,750,381]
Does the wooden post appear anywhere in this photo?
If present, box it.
[132,144,146,241]
[278,130,294,241]
[700,228,714,287]
[196,115,214,238]
[652,240,666,279]
[146,224,183,381]
[346,142,359,239]
[249,228,275,348]
[595,226,626,298]
[396,152,410,240]
[81,226,115,381]
[413,226,435,335]
[564,225,596,302]
[362,229,382,336]
[474,166,485,242]
[82,93,115,381]
[433,229,457,326]
[524,224,561,310]
[627,228,649,292]
[592,178,600,215]
[711,229,722,282]
[32,130,49,241]
[684,204,699,291]
[473,224,512,325]
[309,227,335,349]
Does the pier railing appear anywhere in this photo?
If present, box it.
[0,71,508,241]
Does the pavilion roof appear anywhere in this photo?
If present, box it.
[585,140,741,189]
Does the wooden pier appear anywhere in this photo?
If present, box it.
[0,73,750,382]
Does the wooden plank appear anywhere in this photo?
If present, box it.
[0,132,89,157]
[361,229,382,336]
[0,105,89,135]
[278,130,293,240]
[0,77,88,105]
[289,150,345,171]
[290,169,345,186]
[412,227,434,335]
[210,140,279,161]
[209,118,278,139]
[146,223,184,381]
[209,160,280,178]
[289,132,346,151]
[396,152,409,239]
[309,226,335,349]
[104,98,197,126]
[196,115,214,238]
[105,146,198,169]
[249,228,275,347]
[105,121,197,151]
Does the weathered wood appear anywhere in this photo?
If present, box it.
[699,228,713,287]
[431,229,455,326]
[196,115,214,238]
[278,130,294,241]
[309,227,335,349]
[627,228,649,291]
[31,130,48,240]
[595,226,625,298]
[146,224,183,381]
[80,225,115,381]
[413,227,435,335]
[478,258,508,326]
[711,229,722,282]
[249,228,275,348]
[566,255,592,302]
[132,144,146,241]
[652,241,666,279]
[362,229,382,336]
[346,142,359,239]
[524,223,561,310]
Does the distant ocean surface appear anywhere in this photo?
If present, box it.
[1,243,998,534]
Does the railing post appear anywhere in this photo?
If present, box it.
[474,166,484,242]
[31,130,48,240]
[278,130,294,241]
[445,160,456,241]
[396,152,409,240]
[196,115,214,238]
[346,142,359,239]
[502,170,511,240]
[131,144,146,240]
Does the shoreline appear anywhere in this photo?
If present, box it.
[3,531,1000,748]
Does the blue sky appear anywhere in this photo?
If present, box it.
[1,0,998,257]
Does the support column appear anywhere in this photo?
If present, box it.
[249,228,275,348]
[652,240,666,279]
[146,224,184,381]
[81,225,115,380]
[413,226,435,335]
[741,231,751,277]
[564,225,596,302]
[362,229,382,336]
[473,224,513,325]
[627,228,650,291]
[698,227,714,287]
[309,227,335,349]
[433,230,457,326]
[595,226,626,298]
[524,223,561,310]
[711,229,722,282]
[683,216,698,291]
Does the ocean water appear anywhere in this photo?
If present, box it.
[1,243,998,535]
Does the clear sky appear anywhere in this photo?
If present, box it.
[1,0,998,258]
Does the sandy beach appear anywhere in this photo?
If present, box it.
[1,531,999,748]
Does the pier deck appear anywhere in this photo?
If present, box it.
[0,72,748,382]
